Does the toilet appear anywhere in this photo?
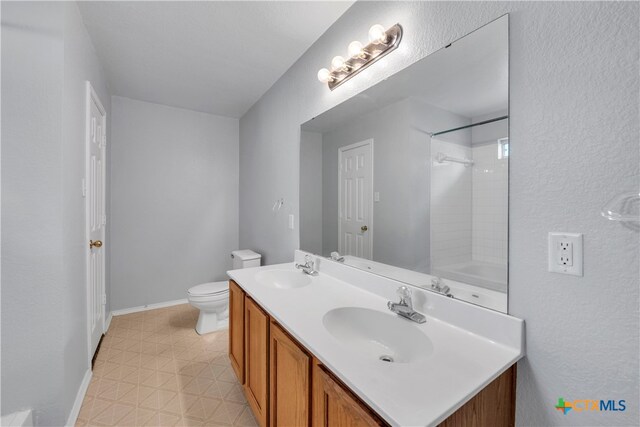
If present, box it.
[187,249,261,334]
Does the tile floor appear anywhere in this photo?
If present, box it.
[76,304,257,426]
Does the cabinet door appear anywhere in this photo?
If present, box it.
[312,360,384,427]
[229,280,245,383]
[270,321,311,427]
[245,297,270,427]
[439,365,516,427]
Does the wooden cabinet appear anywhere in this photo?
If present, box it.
[439,366,516,427]
[228,280,516,427]
[270,321,312,427]
[229,280,245,383]
[244,297,270,427]
[312,359,384,427]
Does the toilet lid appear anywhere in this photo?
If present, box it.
[188,281,229,296]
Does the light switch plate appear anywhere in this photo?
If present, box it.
[288,214,295,230]
[548,232,583,276]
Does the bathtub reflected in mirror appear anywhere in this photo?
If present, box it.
[299,15,509,312]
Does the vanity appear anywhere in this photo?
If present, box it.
[227,251,524,427]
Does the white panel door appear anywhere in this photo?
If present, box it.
[86,82,106,360]
[339,140,373,259]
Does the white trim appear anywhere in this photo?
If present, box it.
[1,410,33,427]
[111,298,189,317]
[338,139,374,259]
[104,312,113,332]
[66,369,92,427]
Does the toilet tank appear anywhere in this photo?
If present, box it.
[231,249,261,269]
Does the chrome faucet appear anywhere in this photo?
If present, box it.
[387,286,426,323]
[330,251,345,262]
[431,277,452,296]
[295,254,318,276]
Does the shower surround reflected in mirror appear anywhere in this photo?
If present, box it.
[299,15,509,312]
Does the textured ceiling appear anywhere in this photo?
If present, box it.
[78,1,353,118]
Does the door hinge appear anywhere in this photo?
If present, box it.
[81,178,87,198]
[102,294,106,305]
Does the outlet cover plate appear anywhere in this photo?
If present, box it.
[548,232,583,276]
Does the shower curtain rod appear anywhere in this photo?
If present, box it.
[430,115,509,137]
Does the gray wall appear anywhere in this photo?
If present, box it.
[239,2,639,426]
[1,2,111,424]
[299,131,323,255]
[110,97,239,310]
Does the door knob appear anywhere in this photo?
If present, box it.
[89,240,103,249]
[361,225,368,232]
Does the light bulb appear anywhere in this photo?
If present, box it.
[331,56,346,71]
[317,68,332,83]
[368,24,387,44]
[348,40,364,57]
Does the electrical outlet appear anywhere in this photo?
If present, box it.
[558,241,573,266]
[548,232,583,276]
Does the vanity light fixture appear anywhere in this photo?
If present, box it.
[331,55,349,72]
[348,41,367,59]
[317,23,403,90]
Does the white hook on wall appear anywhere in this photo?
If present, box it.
[272,198,285,212]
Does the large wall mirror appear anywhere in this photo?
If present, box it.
[300,15,509,312]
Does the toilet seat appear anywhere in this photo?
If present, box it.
[188,281,228,297]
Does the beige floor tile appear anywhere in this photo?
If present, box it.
[157,411,183,426]
[76,395,94,423]
[215,367,237,383]
[85,397,113,422]
[96,379,119,400]
[121,351,142,368]
[101,362,123,381]
[117,384,140,406]
[182,377,215,396]
[76,304,254,426]
[219,401,245,425]
[206,402,235,426]
[233,407,258,427]
[85,377,101,398]
[223,384,247,405]
[179,417,205,427]
[91,402,136,426]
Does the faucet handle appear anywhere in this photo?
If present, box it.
[397,286,411,302]
[304,254,313,264]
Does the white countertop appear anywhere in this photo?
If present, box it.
[228,251,525,427]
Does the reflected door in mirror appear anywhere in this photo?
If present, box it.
[339,140,373,259]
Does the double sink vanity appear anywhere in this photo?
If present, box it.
[227,251,525,427]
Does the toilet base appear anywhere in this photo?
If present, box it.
[195,308,229,335]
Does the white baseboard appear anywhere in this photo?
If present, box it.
[1,410,33,427]
[66,369,92,427]
[104,312,113,332]
[110,298,189,317]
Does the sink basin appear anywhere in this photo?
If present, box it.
[255,269,312,289]
[322,307,433,364]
